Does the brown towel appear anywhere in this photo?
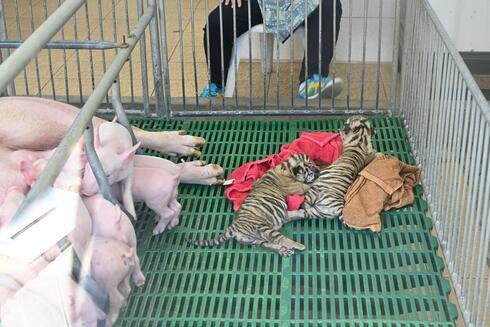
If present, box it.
[342,155,421,232]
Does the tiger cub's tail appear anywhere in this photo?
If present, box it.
[187,228,234,247]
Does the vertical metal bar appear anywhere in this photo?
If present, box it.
[190,0,199,110]
[112,0,118,49]
[177,0,186,108]
[445,76,468,266]
[390,0,401,114]
[346,0,352,109]
[248,0,252,110]
[73,7,83,103]
[157,0,171,118]
[447,76,467,265]
[43,0,56,99]
[304,0,308,108]
[445,73,465,255]
[0,0,15,95]
[13,0,30,95]
[331,0,337,109]
[137,0,150,116]
[205,0,212,110]
[403,1,419,132]
[425,39,444,199]
[360,0,368,110]
[289,0,294,107]
[219,3,225,110]
[262,0,267,110]
[83,1,95,93]
[318,0,323,111]
[440,60,458,243]
[482,270,490,327]
[398,0,412,117]
[233,0,238,108]
[467,126,489,321]
[124,0,136,107]
[28,0,42,96]
[375,0,383,109]
[460,100,482,298]
[148,0,165,117]
[98,0,109,105]
[58,0,69,102]
[275,0,280,110]
[475,151,490,324]
[431,51,453,243]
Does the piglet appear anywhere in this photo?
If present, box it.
[86,236,137,326]
[0,275,101,327]
[83,194,145,287]
[81,121,140,220]
[112,165,183,235]
[19,138,93,261]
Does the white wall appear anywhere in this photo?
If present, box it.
[240,0,397,63]
[428,0,490,52]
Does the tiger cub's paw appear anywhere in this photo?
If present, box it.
[278,247,296,257]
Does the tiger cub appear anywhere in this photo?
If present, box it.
[287,115,378,221]
[189,153,320,256]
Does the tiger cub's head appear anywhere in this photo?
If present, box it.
[284,153,320,184]
[340,115,376,150]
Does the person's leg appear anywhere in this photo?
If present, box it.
[203,0,263,89]
[299,0,342,83]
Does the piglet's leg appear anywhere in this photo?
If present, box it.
[133,129,205,158]
[118,276,131,299]
[121,177,136,220]
[178,162,225,185]
[0,98,205,157]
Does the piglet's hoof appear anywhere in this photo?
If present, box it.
[179,162,225,185]
[151,131,205,158]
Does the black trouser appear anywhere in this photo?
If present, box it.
[204,0,342,87]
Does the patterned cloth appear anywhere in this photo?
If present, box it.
[257,0,319,42]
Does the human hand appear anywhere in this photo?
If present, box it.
[224,0,242,8]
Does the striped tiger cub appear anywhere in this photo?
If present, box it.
[287,115,378,221]
[188,153,320,256]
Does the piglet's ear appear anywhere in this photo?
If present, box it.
[120,142,141,165]
[112,116,118,123]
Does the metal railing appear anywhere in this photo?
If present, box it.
[399,1,490,326]
[0,0,157,116]
[0,0,402,117]
[1,0,489,325]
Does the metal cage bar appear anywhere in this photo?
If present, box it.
[399,1,490,326]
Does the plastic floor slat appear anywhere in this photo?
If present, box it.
[117,117,457,326]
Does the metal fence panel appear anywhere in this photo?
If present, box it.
[400,1,490,326]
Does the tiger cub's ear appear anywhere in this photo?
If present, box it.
[292,165,303,176]
[370,126,376,136]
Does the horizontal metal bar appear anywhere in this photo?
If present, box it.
[170,109,391,118]
[0,0,87,94]
[96,108,145,116]
[11,5,155,224]
[0,39,126,49]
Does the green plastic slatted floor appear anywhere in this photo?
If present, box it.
[117,117,458,327]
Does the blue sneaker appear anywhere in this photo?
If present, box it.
[199,83,223,98]
[297,74,344,100]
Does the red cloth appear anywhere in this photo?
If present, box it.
[225,132,342,211]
